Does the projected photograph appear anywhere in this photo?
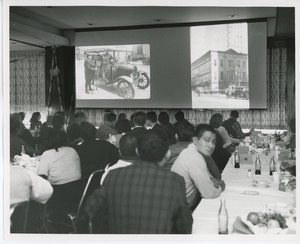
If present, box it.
[76,44,150,99]
[191,23,249,109]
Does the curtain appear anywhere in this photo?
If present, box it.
[10,50,46,127]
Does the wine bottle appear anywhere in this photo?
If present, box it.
[234,152,240,168]
[255,154,261,175]
[269,156,275,175]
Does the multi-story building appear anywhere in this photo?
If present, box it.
[191,48,248,91]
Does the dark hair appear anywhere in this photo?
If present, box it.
[30,112,41,123]
[46,129,68,151]
[105,112,117,123]
[118,113,126,120]
[54,111,65,119]
[114,119,132,134]
[230,110,239,119]
[52,115,65,131]
[146,111,157,123]
[18,112,25,121]
[209,113,223,129]
[119,132,139,159]
[158,111,170,124]
[133,111,146,126]
[81,122,97,141]
[74,111,86,119]
[194,124,216,139]
[175,111,185,121]
[138,130,169,163]
[176,121,194,142]
[10,114,21,133]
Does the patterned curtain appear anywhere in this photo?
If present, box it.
[10,50,46,127]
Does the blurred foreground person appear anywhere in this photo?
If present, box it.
[85,129,193,234]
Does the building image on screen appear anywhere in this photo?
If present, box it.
[75,44,150,100]
[191,23,249,109]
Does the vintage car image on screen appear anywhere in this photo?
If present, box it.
[225,85,249,100]
[85,49,150,99]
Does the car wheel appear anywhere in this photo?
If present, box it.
[117,79,135,99]
[142,58,149,65]
[137,72,150,89]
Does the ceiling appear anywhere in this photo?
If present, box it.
[9,6,294,51]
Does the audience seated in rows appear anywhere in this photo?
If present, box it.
[171,124,225,211]
[96,112,118,140]
[84,129,193,234]
[74,122,119,180]
[101,132,139,185]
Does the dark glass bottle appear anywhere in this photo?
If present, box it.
[218,199,229,234]
[255,154,261,175]
[269,156,275,175]
[234,152,240,168]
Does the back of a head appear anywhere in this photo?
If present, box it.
[209,113,223,129]
[230,110,239,119]
[175,111,185,122]
[105,112,117,123]
[81,121,97,141]
[54,111,65,119]
[74,111,86,121]
[10,114,21,133]
[115,119,132,134]
[176,121,195,142]
[194,124,216,139]
[30,112,41,122]
[146,111,157,123]
[18,112,25,122]
[138,130,169,163]
[52,115,65,130]
[133,111,146,126]
[119,132,139,160]
[118,113,126,120]
[158,111,170,125]
[45,128,68,151]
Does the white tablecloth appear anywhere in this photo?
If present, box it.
[192,154,296,234]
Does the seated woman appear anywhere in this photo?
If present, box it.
[171,124,225,211]
[37,129,82,212]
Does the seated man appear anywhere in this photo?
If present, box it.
[67,111,86,144]
[96,112,118,140]
[171,124,225,211]
[84,130,193,234]
[222,110,254,140]
[74,122,119,180]
[100,132,140,185]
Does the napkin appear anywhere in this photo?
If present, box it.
[232,216,254,234]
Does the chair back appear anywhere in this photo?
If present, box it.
[76,169,104,217]
[10,201,29,233]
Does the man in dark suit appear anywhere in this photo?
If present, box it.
[84,130,193,234]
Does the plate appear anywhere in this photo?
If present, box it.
[243,191,259,195]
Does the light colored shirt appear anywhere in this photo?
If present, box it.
[37,147,81,185]
[171,143,222,207]
[218,126,241,146]
[101,159,132,185]
[10,165,53,206]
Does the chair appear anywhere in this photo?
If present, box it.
[10,201,29,233]
[68,169,105,233]
[46,169,104,233]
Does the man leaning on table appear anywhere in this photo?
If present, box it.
[171,124,226,211]
[84,129,193,234]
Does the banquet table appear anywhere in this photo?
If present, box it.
[192,152,296,234]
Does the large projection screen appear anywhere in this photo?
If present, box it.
[75,22,267,109]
